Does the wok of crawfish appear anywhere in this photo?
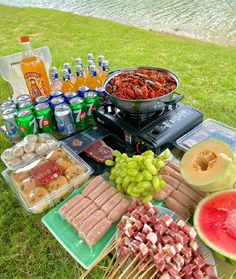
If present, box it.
[106,69,177,100]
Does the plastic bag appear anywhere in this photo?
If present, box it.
[0,47,51,101]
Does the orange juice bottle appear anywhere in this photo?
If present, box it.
[100,60,109,84]
[50,67,63,91]
[73,65,86,92]
[89,65,101,90]
[61,69,74,93]
[63,63,76,84]
[20,36,51,102]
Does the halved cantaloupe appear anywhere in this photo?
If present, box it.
[180,139,236,192]
[194,189,236,265]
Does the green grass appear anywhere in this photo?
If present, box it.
[0,4,236,279]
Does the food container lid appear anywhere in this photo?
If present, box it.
[1,134,59,170]
[2,142,93,213]
[175,119,236,156]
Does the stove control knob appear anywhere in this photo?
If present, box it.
[136,142,146,154]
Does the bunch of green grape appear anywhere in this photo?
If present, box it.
[105,150,170,203]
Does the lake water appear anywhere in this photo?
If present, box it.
[1,0,236,45]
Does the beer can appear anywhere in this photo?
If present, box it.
[78,86,90,98]
[17,110,38,136]
[34,103,55,133]
[64,91,78,102]
[16,94,31,105]
[54,104,76,136]
[50,97,67,110]
[50,90,64,100]
[18,100,34,111]
[2,108,21,139]
[35,95,50,106]
[69,97,87,129]
[1,99,16,112]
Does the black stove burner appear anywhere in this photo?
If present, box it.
[94,102,203,154]
[103,101,167,130]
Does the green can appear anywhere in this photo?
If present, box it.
[69,97,87,129]
[84,91,100,125]
[34,103,55,133]
[18,100,34,111]
[17,109,38,136]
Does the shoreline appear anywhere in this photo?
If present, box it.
[0,3,235,47]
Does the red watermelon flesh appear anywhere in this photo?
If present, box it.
[198,191,236,255]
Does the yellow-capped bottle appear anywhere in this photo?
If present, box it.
[20,36,51,102]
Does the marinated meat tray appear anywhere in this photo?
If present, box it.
[176,119,236,155]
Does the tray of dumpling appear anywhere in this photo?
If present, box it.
[1,134,58,170]
[2,142,93,213]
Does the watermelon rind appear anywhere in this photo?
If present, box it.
[194,189,236,266]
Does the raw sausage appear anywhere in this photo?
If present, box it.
[66,198,92,223]
[82,175,104,197]
[102,193,123,214]
[85,218,113,246]
[153,183,175,201]
[94,187,117,207]
[161,175,181,189]
[166,161,180,173]
[171,190,196,213]
[178,183,203,204]
[108,199,129,222]
[72,203,98,229]
[87,181,110,200]
[165,197,190,220]
[79,210,106,238]
[59,194,83,218]
[161,165,184,183]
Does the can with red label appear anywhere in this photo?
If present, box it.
[69,97,87,130]
[34,103,55,133]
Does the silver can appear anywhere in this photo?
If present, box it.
[50,90,64,99]
[1,99,16,112]
[54,104,76,136]
[2,107,21,138]
[50,97,67,110]
[16,94,31,104]
[64,91,78,101]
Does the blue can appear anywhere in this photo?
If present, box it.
[50,90,65,100]
[54,104,76,136]
[78,86,90,98]
[35,95,50,106]
[64,91,78,102]
[50,97,67,110]
[2,107,21,139]
[95,87,108,100]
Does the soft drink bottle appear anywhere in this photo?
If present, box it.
[61,69,74,94]
[20,36,51,102]
[87,53,94,62]
[100,60,109,84]
[75,57,83,68]
[89,65,101,90]
[63,63,76,83]
[50,67,63,91]
[98,55,104,67]
[73,65,86,92]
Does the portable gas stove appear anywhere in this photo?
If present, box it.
[93,102,203,154]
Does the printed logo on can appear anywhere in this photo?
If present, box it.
[42,119,50,127]
[80,111,86,119]
[20,126,26,133]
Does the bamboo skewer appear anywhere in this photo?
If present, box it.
[116,252,141,279]
[107,253,131,279]
[132,259,153,279]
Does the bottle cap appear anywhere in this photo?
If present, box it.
[88,59,94,66]
[90,65,96,72]
[63,63,71,69]
[102,60,109,66]
[50,67,57,74]
[75,65,83,71]
[20,36,30,43]
[62,69,69,76]
[87,53,94,60]
[75,58,82,65]
[98,55,104,62]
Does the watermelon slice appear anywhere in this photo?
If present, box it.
[194,189,236,265]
